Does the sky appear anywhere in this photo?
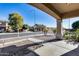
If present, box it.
[62,17,79,29]
[0,3,79,29]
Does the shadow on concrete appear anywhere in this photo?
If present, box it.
[0,38,61,56]
[0,45,39,56]
[61,45,79,56]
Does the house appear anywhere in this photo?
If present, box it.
[0,20,10,32]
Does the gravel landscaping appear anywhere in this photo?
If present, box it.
[0,38,44,56]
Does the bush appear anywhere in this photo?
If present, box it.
[76,29,79,34]
[75,35,79,42]
[53,29,56,33]
[64,31,76,40]
[64,35,69,40]
[75,29,79,41]
[63,29,79,42]
[63,31,69,40]
[29,27,34,32]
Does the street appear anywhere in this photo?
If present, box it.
[0,32,44,39]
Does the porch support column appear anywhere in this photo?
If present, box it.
[56,19,63,39]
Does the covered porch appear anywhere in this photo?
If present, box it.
[0,3,79,56]
[29,3,79,39]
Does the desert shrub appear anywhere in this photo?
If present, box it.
[75,29,79,42]
[64,31,76,40]
[63,31,69,40]
[53,29,56,33]
[64,35,69,40]
[76,29,79,34]
[75,36,79,42]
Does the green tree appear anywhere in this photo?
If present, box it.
[43,27,48,36]
[72,20,79,30]
[34,24,46,31]
[23,24,29,30]
[8,13,23,32]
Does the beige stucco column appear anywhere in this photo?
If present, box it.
[56,19,63,39]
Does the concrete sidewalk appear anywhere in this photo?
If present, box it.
[34,40,78,56]
[28,37,78,56]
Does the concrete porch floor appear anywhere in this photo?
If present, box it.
[34,40,78,56]
[28,37,78,56]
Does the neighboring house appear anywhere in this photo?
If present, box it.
[0,20,11,32]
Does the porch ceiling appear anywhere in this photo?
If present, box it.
[29,3,79,20]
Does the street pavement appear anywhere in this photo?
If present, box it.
[0,32,44,39]
[0,32,55,39]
